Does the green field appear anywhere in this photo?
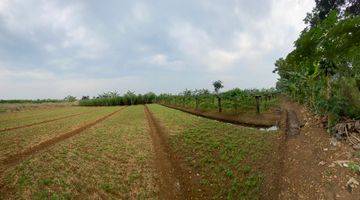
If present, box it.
[0,105,280,199]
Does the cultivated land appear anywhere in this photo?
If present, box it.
[0,105,158,199]
[147,104,281,199]
[0,107,118,161]
[0,103,358,199]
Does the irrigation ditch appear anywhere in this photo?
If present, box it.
[158,103,281,129]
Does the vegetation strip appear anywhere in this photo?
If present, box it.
[160,103,275,128]
[0,112,90,133]
[144,105,192,200]
[0,107,125,168]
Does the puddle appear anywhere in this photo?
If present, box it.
[259,125,279,132]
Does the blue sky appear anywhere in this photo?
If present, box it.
[0,0,314,99]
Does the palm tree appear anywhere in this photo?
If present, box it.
[212,80,224,112]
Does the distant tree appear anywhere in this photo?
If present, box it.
[81,96,90,100]
[213,80,224,95]
[144,92,156,103]
[98,91,119,98]
[64,95,77,102]
[212,80,224,112]
[124,91,136,105]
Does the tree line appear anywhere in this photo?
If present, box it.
[274,0,360,130]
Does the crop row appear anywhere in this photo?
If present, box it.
[1,104,280,199]
[0,107,118,161]
[147,104,280,199]
[1,105,157,199]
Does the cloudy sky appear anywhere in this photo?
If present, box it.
[0,0,314,99]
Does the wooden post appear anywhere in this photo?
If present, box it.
[217,96,222,113]
[255,95,261,114]
[195,97,199,110]
[233,99,238,114]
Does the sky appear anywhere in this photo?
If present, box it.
[0,0,315,99]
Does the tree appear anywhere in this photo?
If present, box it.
[212,80,224,112]
[274,8,360,131]
[305,0,360,27]
[64,95,77,102]
[144,92,156,104]
[213,80,224,94]
[98,91,119,98]
[124,91,136,105]
[81,96,90,100]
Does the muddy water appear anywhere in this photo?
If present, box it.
[259,125,279,132]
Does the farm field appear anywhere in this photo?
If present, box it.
[147,104,281,199]
[0,106,119,161]
[0,104,281,199]
[0,106,96,130]
[1,1,359,199]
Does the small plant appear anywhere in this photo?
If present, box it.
[347,162,360,173]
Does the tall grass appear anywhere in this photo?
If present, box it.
[79,92,156,106]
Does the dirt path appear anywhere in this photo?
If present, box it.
[0,111,91,133]
[144,105,200,200]
[278,97,360,199]
[0,107,125,180]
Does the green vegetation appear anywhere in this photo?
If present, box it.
[78,84,279,115]
[157,87,279,114]
[148,104,278,199]
[0,107,118,159]
[0,106,90,129]
[274,1,360,129]
[1,106,158,199]
[79,91,156,106]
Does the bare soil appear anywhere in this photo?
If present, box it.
[277,97,360,199]
[144,105,204,200]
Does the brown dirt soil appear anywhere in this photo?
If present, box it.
[259,110,288,200]
[0,107,125,178]
[160,104,280,128]
[0,111,91,133]
[278,97,360,199]
[144,105,205,200]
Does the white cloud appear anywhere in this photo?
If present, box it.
[169,22,239,72]
[207,50,239,71]
[168,0,314,73]
[0,0,10,14]
[131,2,151,22]
[0,0,315,98]
[147,53,184,71]
[0,66,146,99]
[149,54,168,65]
[0,0,107,60]
[0,66,55,80]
